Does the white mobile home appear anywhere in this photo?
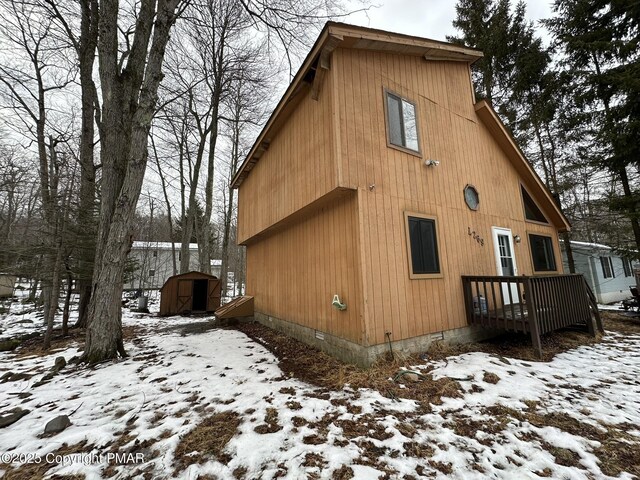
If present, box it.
[562,241,638,304]
[124,242,199,291]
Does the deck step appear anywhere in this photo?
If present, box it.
[215,296,254,319]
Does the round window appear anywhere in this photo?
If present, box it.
[464,185,479,210]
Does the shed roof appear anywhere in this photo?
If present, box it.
[159,271,219,291]
[231,22,483,188]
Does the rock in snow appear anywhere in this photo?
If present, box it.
[0,408,30,428]
[44,415,71,435]
[53,356,66,372]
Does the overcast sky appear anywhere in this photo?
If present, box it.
[344,0,554,42]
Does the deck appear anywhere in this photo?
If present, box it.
[462,274,603,357]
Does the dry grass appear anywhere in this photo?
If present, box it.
[253,407,282,434]
[331,465,354,479]
[173,411,240,470]
[3,441,90,479]
[234,323,462,405]
[482,405,640,477]
[483,372,501,384]
[601,311,640,335]
[423,328,600,363]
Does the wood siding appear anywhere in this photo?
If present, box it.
[237,79,338,244]
[332,48,563,346]
[245,192,364,343]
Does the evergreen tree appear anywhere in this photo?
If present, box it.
[449,0,549,140]
[545,0,640,257]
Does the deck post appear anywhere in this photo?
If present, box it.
[462,277,473,324]
[523,277,543,359]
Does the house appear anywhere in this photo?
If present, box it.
[125,242,201,290]
[562,241,638,304]
[231,23,597,365]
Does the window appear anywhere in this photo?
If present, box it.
[622,257,632,277]
[385,91,419,153]
[464,185,479,211]
[600,257,613,278]
[529,234,557,272]
[153,250,158,257]
[149,269,155,277]
[405,213,441,278]
[521,186,548,223]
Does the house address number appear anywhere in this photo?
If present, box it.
[468,227,485,246]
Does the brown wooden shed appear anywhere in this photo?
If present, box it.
[159,271,221,316]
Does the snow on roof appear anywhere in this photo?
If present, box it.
[210,259,222,266]
[569,240,612,251]
[561,240,638,256]
[132,241,198,250]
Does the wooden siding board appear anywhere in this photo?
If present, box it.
[331,50,562,346]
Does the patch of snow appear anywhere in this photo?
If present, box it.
[1,309,639,479]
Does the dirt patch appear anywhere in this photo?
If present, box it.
[302,452,327,468]
[335,414,393,441]
[483,372,500,384]
[600,311,640,335]
[450,414,509,439]
[234,321,462,405]
[253,407,282,434]
[174,411,240,469]
[332,465,354,479]
[425,327,600,363]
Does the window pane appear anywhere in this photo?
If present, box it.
[402,99,419,151]
[387,94,403,147]
[408,216,440,275]
[623,258,631,277]
[530,234,556,271]
[522,187,548,223]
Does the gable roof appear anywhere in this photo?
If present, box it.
[231,22,483,189]
[474,100,571,232]
[159,271,219,291]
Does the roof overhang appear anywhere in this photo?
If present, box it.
[474,100,571,232]
[231,22,483,189]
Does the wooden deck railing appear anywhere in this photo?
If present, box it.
[462,274,599,357]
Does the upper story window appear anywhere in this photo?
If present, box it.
[521,186,548,224]
[385,90,420,153]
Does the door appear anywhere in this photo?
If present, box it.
[192,279,209,311]
[491,227,519,304]
[207,278,222,312]
[177,280,192,312]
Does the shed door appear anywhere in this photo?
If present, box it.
[207,278,222,311]
[177,280,192,312]
[491,227,519,304]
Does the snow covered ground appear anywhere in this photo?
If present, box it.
[1,306,639,479]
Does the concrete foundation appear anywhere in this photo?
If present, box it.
[253,311,500,367]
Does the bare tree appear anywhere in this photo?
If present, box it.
[82,0,186,362]
[0,0,77,347]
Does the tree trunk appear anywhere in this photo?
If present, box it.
[43,239,63,350]
[75,0,99,329]
[62,270,72,336]
[84,0,181,363]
